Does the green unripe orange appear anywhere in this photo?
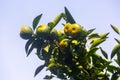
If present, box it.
[20,25,33,40]
[36,24,50,38]
[50,29,58,40]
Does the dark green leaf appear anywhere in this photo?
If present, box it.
[87,28,96,35]
[107,65,114,73]
[44,75,54,79]
[114,38,120,44]
[64,7,76,23]
[111,44,120,59]
[108,65,120,72]
[100,47,108,59]
[32,14,42,30]
[34,64,45,77]
[92,53,111,67]
[90,39,106,48]
[25,38,34,53]
[27,44,34,57]
[48,22,55,30]
[111,72,119,80]
[36,48,44,60]
[111,24,120,35]
[88,47,99,56]
[92,53,103,63]
[88,33,100,40]
[117,51,120,66]
[42,49,50,60]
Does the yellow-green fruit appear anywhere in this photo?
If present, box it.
[36,24,50,38]
[50,29,58,39]
[64,23,87,38]
[58,29,64,37]
[64,23,72,36]
[71,40,79,45]
[49,58,55,63]
[59,39,70,53]
[78,65,83,69]
[70,24,83,37]
[57,29,66,42]
[20,25,33,40]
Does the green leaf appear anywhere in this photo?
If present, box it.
[111,24,120,35]
[48,22,55,30]
[88,33,100,40]
[100,33,109,39]
[87,28,96,35]
[25,38,34,53]
[114,38,120,44]
[111,44,120,59]
[107,65,119,73]
[111,72,119,80]
[53,13,63,27]
[27,44,34,57]
[36,48,44,60]
[90,39,106,48]
[100,47,108,59]
[47,13,63,31]
[42,48,50,60]
[34,64,45,77]
[114,58,119,66]
[88,47,99,56]
[64,7,76,24]
[44,75,54,79]
[117,51,120,66]
[32,14,42,30]
[92,53,110,66]
[92,53,104,63]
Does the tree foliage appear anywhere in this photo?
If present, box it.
[20,7,120,80]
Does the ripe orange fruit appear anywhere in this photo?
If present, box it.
[20,25,33,40]
[36,24,50,38]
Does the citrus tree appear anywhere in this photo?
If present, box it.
[20,7,120,80]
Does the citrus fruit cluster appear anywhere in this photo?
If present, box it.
[20,7,120,80]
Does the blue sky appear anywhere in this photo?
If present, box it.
[0,0,120,80]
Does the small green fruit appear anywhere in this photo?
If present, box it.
[50,29,58,40]
[36,24,50,38]
[20,25,33,40]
